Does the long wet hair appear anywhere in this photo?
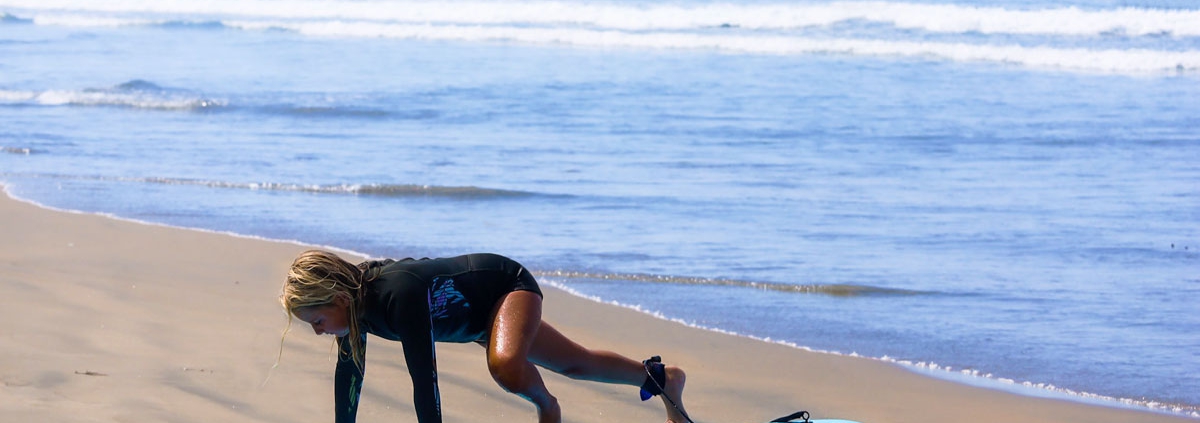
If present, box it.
[279,249,368,371]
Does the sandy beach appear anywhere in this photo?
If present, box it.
[0,188,1191,423]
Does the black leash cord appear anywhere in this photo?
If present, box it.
[643,357,810,423]
[645,363,696,423]
[770,410,811,422]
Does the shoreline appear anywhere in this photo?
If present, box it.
[1,187,1195,423]
[546,280,1199,419]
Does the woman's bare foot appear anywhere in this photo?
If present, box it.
[661,365,689,423]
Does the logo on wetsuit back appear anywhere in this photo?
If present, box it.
[429,276,469,320]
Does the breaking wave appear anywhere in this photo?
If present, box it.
[4,0,1199,74]
[0,80,224,111]
[536,269,930,297]
[6,0,1200,36]
[252,22,1200,73]
[1,173,540,199]
[0,80,447,119]
[1,146,35,155]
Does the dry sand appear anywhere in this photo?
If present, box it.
[1,189,1192,423]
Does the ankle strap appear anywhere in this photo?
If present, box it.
[639,356,666,401]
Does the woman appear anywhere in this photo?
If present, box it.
[280,250,691,423]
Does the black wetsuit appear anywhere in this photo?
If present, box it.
[333,253,542,423]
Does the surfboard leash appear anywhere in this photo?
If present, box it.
[769,411,812,422]
[642,356,696,423]
[642,356,817,423]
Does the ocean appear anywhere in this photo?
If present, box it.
[1,0,1197,417]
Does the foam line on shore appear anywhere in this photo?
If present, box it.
[541,278,1200,418]
[0,183,372,260]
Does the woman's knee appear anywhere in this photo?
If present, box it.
[488,351,531,391]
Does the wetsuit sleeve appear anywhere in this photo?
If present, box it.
[333,333,366,423]
[402,321,442,423]
[374,271,441,423]
[386,283,442,423]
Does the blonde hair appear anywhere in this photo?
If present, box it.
[278,249,368,371]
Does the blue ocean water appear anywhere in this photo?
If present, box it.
[2,0,1198,416]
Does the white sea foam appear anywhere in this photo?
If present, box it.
[5,2,1198,73]
[6,0,1199,73]
[4,0,1200,37]
[0,89,38,102]
[30,13,154,27]
[229,20,1200,73]
[0,88,223,110]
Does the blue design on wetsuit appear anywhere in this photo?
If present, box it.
[429,276,469,320]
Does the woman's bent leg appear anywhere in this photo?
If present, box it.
[487,290,560,423]
[527,321,690,423]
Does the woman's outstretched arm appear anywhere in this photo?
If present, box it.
[402,325,442,423]
[334,333,367,423]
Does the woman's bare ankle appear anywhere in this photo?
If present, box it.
[536,395,561,423]
[661,365,689,423]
